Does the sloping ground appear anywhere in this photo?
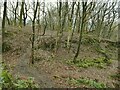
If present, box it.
[3,26,58,87]
[33,58,118,88]
[3,26,118,88]
[12,45,56,88]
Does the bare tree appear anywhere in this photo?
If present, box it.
[30,0,39,64]
[67,1,76,49]
[23,2,30,26]
[2,0,7,52]
[73,1,87,62]
[68,2,79,51]
[42,0,47,36]
[19,0,24,27]
[14,0,18,25]
[55,0,62,52]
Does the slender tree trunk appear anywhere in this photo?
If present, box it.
[19,0,24,27]
[14,0,18,26]
[60,1,68,35]
[67,2,75,49]
[37,2,41,34]
[31,20,35,64]
[47,7,52,31]
[2,0,7,52]
[107,8,116,39]
[6,15,10,25]
[68,2,79,51]
[55,0,62,52]
[98,3,107,41]
[73,2,87,63]
[31,1,39,64]
[42,1,47,36]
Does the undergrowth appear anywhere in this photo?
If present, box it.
[82,35,99,45]
[2,42,12,53]
[66,57,112,68]
[4,31,14,37]
[0,64,38,88]
[68,77,107,88]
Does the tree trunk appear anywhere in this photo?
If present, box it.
[31,1,39,64]
[68,2,80,51]
[73,2,87,63]
[14,0,18,25]
[2,0,7,52]
[67,2,75,49]
[42,1,47,36]
[55,0,62,52]
[19,0,24,27]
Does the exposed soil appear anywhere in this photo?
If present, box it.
[3,26,118,88]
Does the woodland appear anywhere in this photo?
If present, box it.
[0,0,119,88]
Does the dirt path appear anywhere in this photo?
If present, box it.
[13,43,56,88]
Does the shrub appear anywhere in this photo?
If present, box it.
[0,69,38,88]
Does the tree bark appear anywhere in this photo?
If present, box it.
[19,0,24,27]
[2,0,7,52]
[73,2,87,63]
[14,0,18,25]
[68,2,80,51]
[31,1,39,64]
